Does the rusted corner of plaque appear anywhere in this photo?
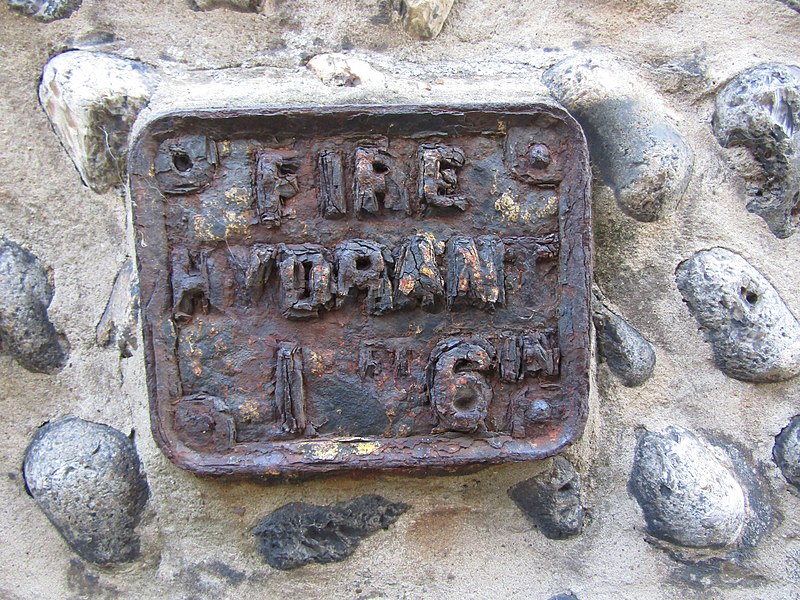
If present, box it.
[128,102,591,478]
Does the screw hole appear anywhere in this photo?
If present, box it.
[172,151,193,173]
[355,257,371,271]
[741,287,759,305]
[453,391,478,412]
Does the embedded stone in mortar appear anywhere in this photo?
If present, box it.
[629,426,746,548]
[675,247,800,383]
[6,0,82,22]
[306,53,386,88]
[508,456,586,540]
[713,63,800,239]
[96,258,139,358]
[252,495,408,570]
[773,415,800,489]
[188,0,260,12]
[542,54,693,222]
[23,417,149,564]
[548,593,579,600]
[776,1,800,15]
[0,237,67,373]
[592,291,656,387]
[397,0,455,40]
[39,51,159,194]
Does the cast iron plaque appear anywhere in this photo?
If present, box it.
[129,104,591,477]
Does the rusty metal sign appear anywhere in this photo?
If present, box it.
[128,104,591,477]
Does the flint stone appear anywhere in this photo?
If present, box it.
[713,63,800,239]
[508,456,585,540]
[306,53,386,88]
[96,259,139,358]
[398,0,455,40]
[542,55,693,222]
[7,0,81,21]
[774,415,800,489]
[777,0,800,12]
[23,417,149,564]
[592,292,656,387]
[0,238,67,373]
[253,495,408,570]
[629,426,746,548]
[189,0,260,12]
[675,247,800,383]
[548,594,579,600]
[39,51,159,194]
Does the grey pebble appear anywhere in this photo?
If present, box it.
[508,456,585,540]
[592,292,656,387]
[253,495,408,570]
[543,55,693,222]
[23,417,149,564]
[675,247,800,382]
[629,426,746,548]
[7,0,82,22]
[0,238,67,373]
[713,63,800,239]
[774,415,800,489]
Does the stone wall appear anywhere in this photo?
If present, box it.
[1,1,799,598]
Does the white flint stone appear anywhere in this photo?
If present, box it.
[400,0,455,40]
[306,53,386,88]
[630,426,746,548]
[39,51,159,194]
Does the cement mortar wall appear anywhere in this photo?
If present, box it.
[1,1,799,598]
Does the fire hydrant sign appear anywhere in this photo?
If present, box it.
[128,104,592,477]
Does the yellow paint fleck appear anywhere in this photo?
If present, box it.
[497,119,507,135]
[420,266,436,278]
[306,351,325,376]
[238,400,262,423]
[218,140,232,155]
[353,441,381,455]
[535,193,559,219]
[494,188,524,223]
[399,276,416,295]
[300,442,340,461]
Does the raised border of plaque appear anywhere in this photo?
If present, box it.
[128,103,591,477]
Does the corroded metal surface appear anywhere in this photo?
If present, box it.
[128,104,592,477]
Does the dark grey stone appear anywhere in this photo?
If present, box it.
[189,0,260,12]
[0,238,68,373]
[592,292,656,387]
[23,417,149,564]
[7,0,81,21]
[548,593,579,600]
[96,259,139,358]
[774,414,800,489]
[629,426,746,548]
[253,495,408,570]
[508,456,585,540]
[543,55,693,222]
[713,63,800,239]
[675,247,800,382]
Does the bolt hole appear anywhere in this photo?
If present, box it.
[355,257,371,271]
[172,151,193,173]
[372,161,389,174]
[453,391,478,412]
[741,287,759,305]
